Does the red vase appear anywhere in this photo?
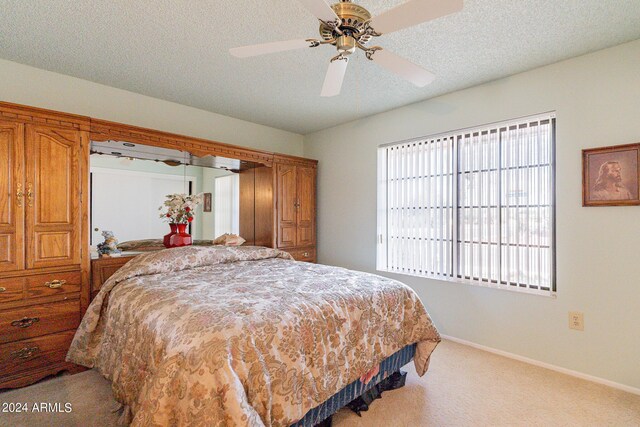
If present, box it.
[163,224,178,248]
[169,223,192,247]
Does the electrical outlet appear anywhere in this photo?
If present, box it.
[569,311,584,331]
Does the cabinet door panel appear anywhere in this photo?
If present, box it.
[276,164,297,248]
[0,121,25,272]
[296,166,316,247]
[25,125,81,269]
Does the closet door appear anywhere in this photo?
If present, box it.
[0,121,25,272]
[295,166,316,248]
[24,125,81,269]
[276,164,297,248]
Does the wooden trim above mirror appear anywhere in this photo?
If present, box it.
[90,118,275,166]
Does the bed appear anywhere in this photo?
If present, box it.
[67,246,440,426]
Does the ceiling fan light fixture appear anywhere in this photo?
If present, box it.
[336,35,356,55]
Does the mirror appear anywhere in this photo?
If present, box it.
[89,140,260,252]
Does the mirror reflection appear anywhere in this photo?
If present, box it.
[89,140,255,253]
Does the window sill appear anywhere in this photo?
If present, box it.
[377,268,557,298]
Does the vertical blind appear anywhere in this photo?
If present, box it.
[214,174,240,236]
[377,113,556,294]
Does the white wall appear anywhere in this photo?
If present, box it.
[91,166,197,244]
[0,59,303,156]
[201,167,236,239]
[304,39,640,389]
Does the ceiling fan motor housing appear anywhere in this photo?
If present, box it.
[319,0,373,51]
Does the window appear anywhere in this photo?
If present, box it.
[377,113,556,294]
[214,174,240,236]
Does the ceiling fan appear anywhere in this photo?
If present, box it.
[230,0,463,97]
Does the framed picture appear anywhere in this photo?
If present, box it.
[582,143,640,206]
[203,192,212,212]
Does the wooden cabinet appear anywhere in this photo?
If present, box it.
[0,120,83,273]
[25,125,82,269]
[0,104,89,390]
[295,165,316,248]
[0,121,25,273]
[276,164,298,248]
[90,255,136,300]
[276,158,316,261]
[276,163,316,251]
[239,167,275,248]
[241,156,317,262]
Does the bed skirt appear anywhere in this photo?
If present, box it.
[291,343,417,427]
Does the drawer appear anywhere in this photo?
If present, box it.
[91,256,131,298]
[25,271,81,299]
[0,330,75,379]
[0,300,80,345]
[288,248,316,263]
[0,277,24,303]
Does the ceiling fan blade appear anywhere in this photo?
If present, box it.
[370,0,463,34]
[321,56,349,97]
[369,49,435,87]
[297,0,339,23]
[229,39,312,58]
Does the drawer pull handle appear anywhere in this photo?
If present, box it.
[0,287,6,293]
[11,346,40,360]
[11,317,40,328]
[45,279,67,289]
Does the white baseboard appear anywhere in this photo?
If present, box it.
[440,334,640,396]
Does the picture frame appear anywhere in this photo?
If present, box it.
[582,143,640,206]
[203,192,212,212]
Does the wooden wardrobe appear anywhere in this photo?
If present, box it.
[0,104,90,389]
[239,155,317,262]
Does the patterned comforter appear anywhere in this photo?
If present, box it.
[67,246,440,426]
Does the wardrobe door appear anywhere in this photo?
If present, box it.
[276,164,297,248]
[0,121,25,272]
[295,166,316,248]
[24,125,82,269]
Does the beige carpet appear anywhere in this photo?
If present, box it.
[1,340,639,426]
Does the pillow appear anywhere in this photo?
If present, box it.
[117,239,165,252]
[192,240,215,246]
[213,233,246,246]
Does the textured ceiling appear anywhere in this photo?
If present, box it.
[0,1,639,135]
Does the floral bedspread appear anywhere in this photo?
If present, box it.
[67,246,440,426]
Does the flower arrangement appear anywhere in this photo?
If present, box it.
[158,193,204,224]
